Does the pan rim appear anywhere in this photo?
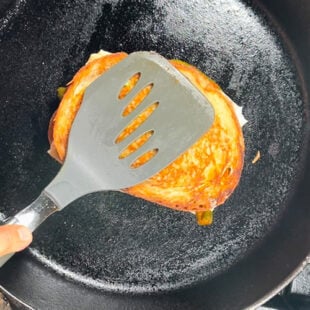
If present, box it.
[1,254,310,309]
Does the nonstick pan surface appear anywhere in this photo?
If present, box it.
[0,0,309,309]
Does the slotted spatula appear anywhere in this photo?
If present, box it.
[0,51,214,266]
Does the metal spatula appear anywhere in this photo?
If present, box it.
[0,51,214,266]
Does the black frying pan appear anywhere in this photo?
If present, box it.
[0,0,309,309]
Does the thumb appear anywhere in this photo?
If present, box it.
[0,225,33,256]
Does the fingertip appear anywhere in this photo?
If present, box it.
[0,225,33,256]
[17,226,33,244]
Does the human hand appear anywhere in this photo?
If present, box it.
[0,225,33,257]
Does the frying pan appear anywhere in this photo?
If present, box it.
[0,0,309,309]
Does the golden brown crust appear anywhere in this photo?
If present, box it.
[52,52,128,161]
[50,53,244,212]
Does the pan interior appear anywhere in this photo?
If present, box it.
[0,0,306,292]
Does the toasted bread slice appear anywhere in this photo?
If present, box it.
[48,51,245,222]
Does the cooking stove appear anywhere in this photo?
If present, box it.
[259,265,310,310]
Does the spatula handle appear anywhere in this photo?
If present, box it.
[0,192,59,267]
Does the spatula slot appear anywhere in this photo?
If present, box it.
[122,83,153,117]
[118,130,154,159]
[114,102,159,144]
[130,148,159,169]
[118,72,141,100]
